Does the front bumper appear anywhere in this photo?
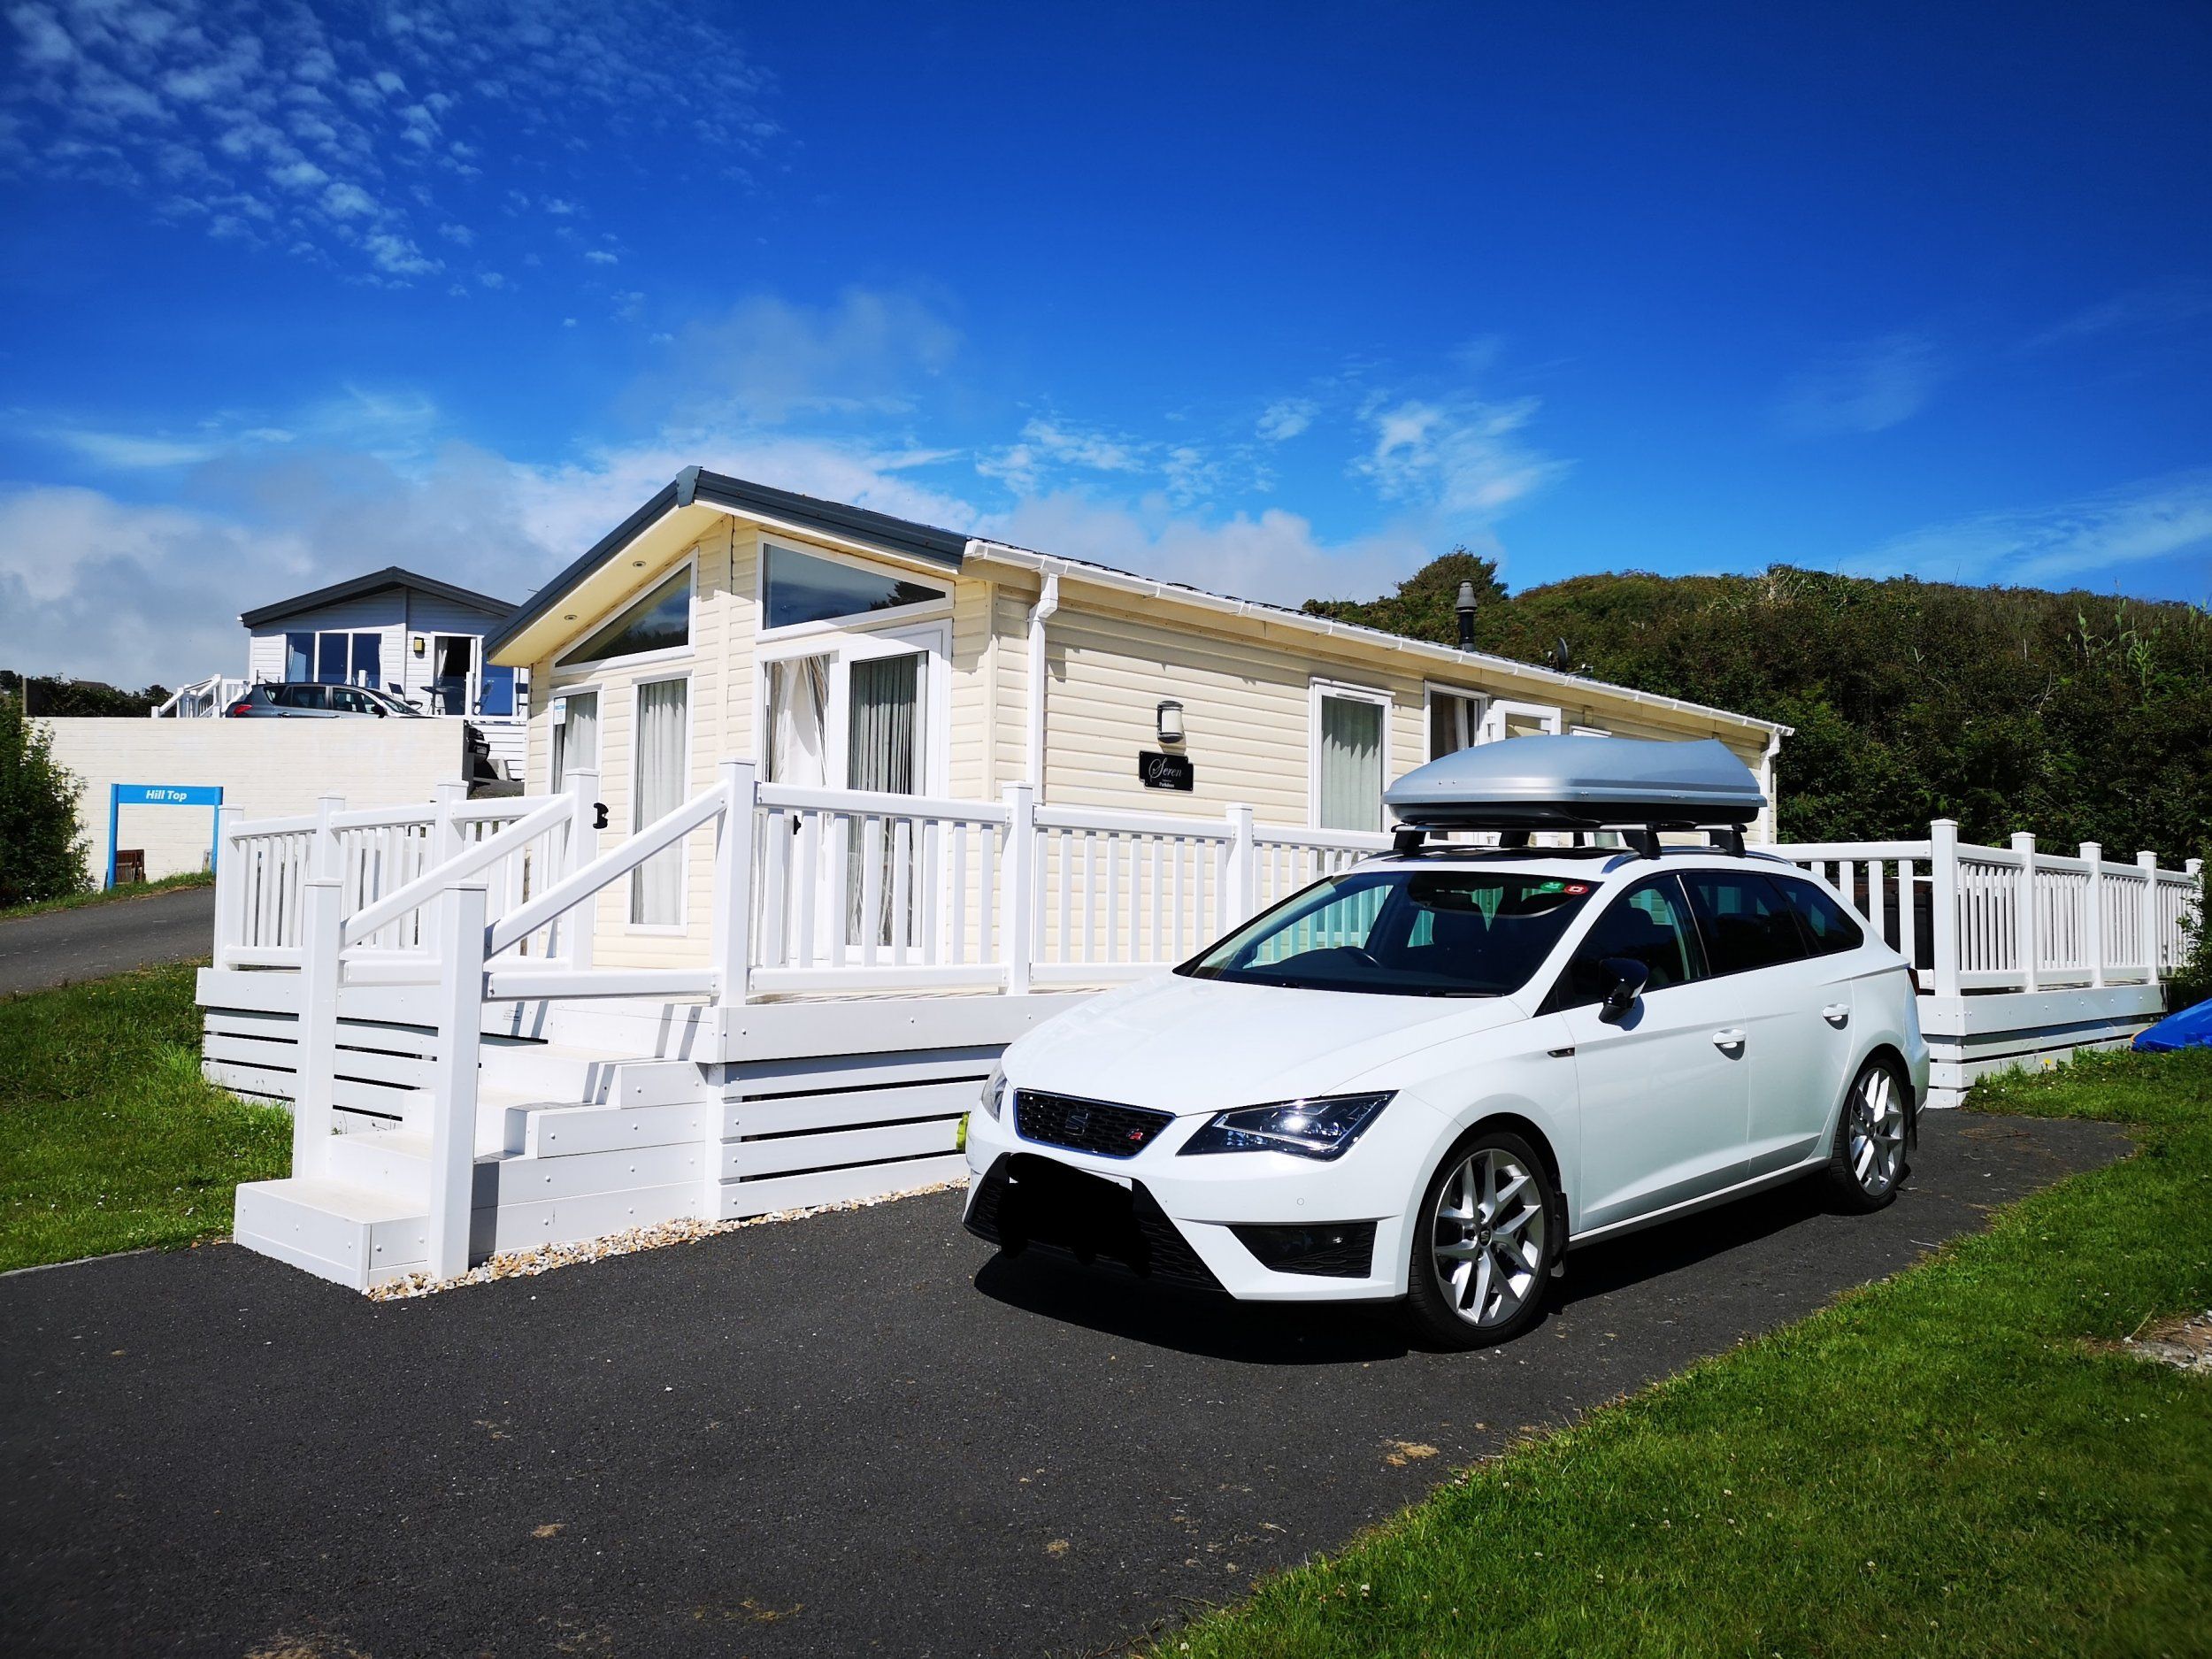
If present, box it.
[962,1096,1417,1302]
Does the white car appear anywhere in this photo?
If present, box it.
[963,843,1929,1348]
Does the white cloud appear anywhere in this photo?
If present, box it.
[644,288,961,423]
[1,0,779,287]
[1850,470,2212,588]
[981,492,1448,611]
[583,249,618,265]
[1778,333,1943,435]
[1256,397,1318,442]
[2023,280,2212,351]
[1355,396,1567,515]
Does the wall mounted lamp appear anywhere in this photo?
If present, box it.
[1156,699,1186,745]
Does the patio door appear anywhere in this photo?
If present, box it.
[761,624,945,951]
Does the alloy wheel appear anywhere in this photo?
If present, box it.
[1848,1065,1906,1197]
[1431,1147,1548,1329]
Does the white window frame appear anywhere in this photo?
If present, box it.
[548,681,603,793]
[1479,697,1564,743]
[755,537,953,645]
[624,669,695,936]
[755,618,952,798]
[1423,681,1490,760]
[555,554,698,675]
[1570,724,1609,738]
[1308,677,1394,833]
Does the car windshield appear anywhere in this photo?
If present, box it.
[1179,867,1599,997]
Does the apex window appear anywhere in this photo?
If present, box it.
[763,543,947,633]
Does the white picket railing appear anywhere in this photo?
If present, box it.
[1770,821,2199,995]
[216,775,2202,1282]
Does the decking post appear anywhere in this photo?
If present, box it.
[1223,803,1257,931]
[427,780,465,951]
[426,882,488,1282]
[2136,851,2161,984]
[2011,831,2039,993]
[1002,782,1035,995]
[713,760,757,1009]
[293,878,344,1180]
[311,793,344,879]
[2080,842,2104,987]
[565,769,599,972]
[1930,819,1962,999]
[211,803,243,968]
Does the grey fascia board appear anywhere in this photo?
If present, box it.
[481,477,686,659]
[691,470,968,568]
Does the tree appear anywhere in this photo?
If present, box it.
[0,691,91,906]
[1305,558,2212,864]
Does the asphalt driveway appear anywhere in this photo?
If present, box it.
[2,1110,2127,1658]
[0,886,215,997]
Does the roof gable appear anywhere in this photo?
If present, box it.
[483,465,968,660]
[241,565,518,629]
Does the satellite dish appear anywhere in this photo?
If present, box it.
[1548,636,1572,673]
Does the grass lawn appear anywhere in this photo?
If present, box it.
[0,869,215,922]
[0,962,290,1272]
[1156,1048,2212,1659]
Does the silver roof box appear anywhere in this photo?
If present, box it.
[1385,735,1765,830]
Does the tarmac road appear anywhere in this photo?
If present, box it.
[0,1109,2129,1658]
[0,885,215,998]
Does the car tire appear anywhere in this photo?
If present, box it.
[1821,1056,1911,1213]
[1402,1126,1563,1350]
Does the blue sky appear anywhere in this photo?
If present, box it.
[4,1,2209,686]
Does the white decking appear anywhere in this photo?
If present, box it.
[201,771,2200,1288]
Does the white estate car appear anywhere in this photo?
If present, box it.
[963,840,1930,1348]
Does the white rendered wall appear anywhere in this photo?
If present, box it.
[43,717,467,884]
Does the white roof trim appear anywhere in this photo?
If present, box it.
[964,540,1793,738]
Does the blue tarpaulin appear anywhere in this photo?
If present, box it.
[2134,999,2212,1053]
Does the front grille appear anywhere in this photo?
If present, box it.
[1230,1220,1378,1279]
[964,1154,1224,1291]
[1014,1090,1172,1159]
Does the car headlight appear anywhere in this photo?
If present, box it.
[979,1063,1009,1121]
[1179,1092,1394,1161]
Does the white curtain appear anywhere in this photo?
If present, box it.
[847,653,920,945]
[764,656,830,786]
[1318,695,1383,833]
[551,691,599,791]
[630,679,687,926]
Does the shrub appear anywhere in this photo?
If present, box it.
[0,692,91,907]
[2170,864,2212,1013]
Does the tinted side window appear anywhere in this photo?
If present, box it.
[1684,872,1808,975]
[1555,876,1707,1008]
[279,684,324,709]
[1778,877,1863,956]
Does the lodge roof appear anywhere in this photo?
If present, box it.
[241,565,518,629]
[483,467,1791,739]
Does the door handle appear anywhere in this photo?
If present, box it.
[1712,1028,1747,1052]
[1823,1004,1851,1026]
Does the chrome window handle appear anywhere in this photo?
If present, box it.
[1712,1028,1747,1051]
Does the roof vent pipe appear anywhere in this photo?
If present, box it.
[1455,580,1478,651]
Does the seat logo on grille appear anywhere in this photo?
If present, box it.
[1064,1105,1090,1137]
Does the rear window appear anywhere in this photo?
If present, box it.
[1682,871,1808,975]
[1778,877,1864,956]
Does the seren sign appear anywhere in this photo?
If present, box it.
[1136,751,1194,792]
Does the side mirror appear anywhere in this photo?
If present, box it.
[1598,956,1649,1024]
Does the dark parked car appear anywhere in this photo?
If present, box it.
[227,682,498,783]
[226,682,423,718]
